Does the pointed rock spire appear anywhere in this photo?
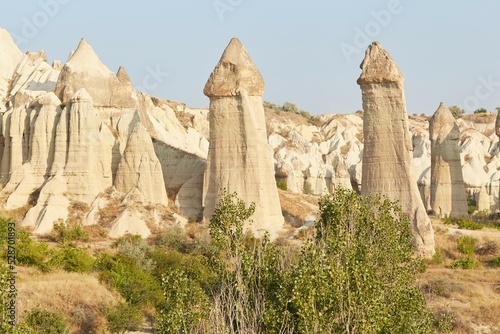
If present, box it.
[204,38,264,97]
[115,121,168,205]
[358,41,435,257]
[55,38,137,108]
[357,41,404,85]
[430,102,460,143]
[429,102,468,217]
[116,66,133,87]
[203,38,284,238]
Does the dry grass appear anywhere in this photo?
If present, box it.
[278,189,319,227]
[419,220,500,333]
[97,197,122,228]
[461,112,497,124]
[17,266,122,333]
[419,268,500,333]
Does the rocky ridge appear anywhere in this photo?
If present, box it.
[1,29,499,241]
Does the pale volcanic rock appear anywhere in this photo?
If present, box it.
[357,42,435,257]
[63,89,114,202]
[114,121,168,204]
[9,51,60,109]
[429,103,468,217]
[0,29,23,112]
[3,93,61,209]
[108,208,151,239]
[54,39,136,108]
[23,170,70,234]
[477,185,491,212]
[203,38,284,237]
[496,110,500,138]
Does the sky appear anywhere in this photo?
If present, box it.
[1,0,499,115]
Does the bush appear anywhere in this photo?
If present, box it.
[149,249,216,293]
[59,247,94,273]
[474,108,488,114]
[432,248,446,265]
[451,257,480,269]
[456,236,476,256]
[106,302,143,333]
[156,270,210,334]
[443,216,483,230]
[449,105,464,118]
[24,309,69,333]
[95,253,161,306]
[115,235,155,272]
[486,257,500,267]
[51,219,88,244]
[16,231,54,272]
[451,236,480,269]
[434,309,458,333]
[276,180,288,191]
[289,188,433,333]
[155,225,187,252]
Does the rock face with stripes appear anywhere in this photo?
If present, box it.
[357,41,435,257]
[429,103,468,217]
[114,121,168,204]
[203,38,284,238]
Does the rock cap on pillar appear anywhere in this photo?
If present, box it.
[430,102,460,142]
[357,41,404,85]
[203,38,264,97]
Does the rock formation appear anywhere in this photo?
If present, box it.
[357,41,435,257]
[203,38,284,237]
[54,39,137,108]
[0,28,23,112]
[115,121,168,204]
[429,103,468,217]
[496,108,500,138]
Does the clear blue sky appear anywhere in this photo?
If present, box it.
[1,0,499,115]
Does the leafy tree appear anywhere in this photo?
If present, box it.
[156,269,210,334]
[282,102,299,114]
[448,105,464,117]
[289,188,433,333]
[474,108,488,114]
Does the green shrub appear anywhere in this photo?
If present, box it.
[149,249,216,293]
[277,180,288,191]
[24,309,68,334]
[156,269,209,334]
[59,247,94,273]
[155,225,187,252]
[106,302,143,333]
[95,253,161,306]
[451,257,480,269]
[432,248,446,265]
[16,231,54,272]
[433,309,457,333]
[443,217,483,230]
[449,105,464,118]
[456,236,476,256]
[486,257,500,267]
[451,236,480,269]
[51,219,88,244]
[289,188,433,333]
[115,235,155,272]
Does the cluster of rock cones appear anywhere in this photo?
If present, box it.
[3,27,495,257]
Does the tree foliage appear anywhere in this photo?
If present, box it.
[156,188,433,333]
[288,188,433,333]
[448,105,464,117]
